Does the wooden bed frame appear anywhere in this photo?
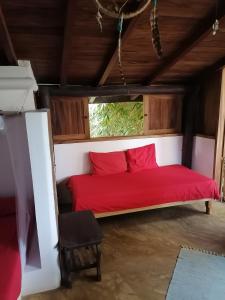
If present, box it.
[57,182,213,218]
[94,199,213,218]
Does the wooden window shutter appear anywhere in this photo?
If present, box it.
[50,96,90,141]
[143,94,182,135]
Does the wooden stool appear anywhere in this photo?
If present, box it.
[59,211,103,288]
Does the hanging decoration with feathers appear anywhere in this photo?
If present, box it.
[95,0,152,19]
[117,14,127,85]
[96,8,103,32]
[212,0,219,36]
[117,0,129,85]
[94,0,163,85]
[150,0,163,58]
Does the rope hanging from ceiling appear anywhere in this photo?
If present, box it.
[95,0,163,85]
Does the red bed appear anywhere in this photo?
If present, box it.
[68,165,220,216]
[0,199,21,300]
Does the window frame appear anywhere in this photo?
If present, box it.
[51,94,183,143]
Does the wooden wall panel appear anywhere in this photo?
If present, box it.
[144,94,182,134]
[50,96,90,139]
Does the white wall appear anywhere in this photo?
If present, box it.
[192,136,215,178]
[54,135,183,181]
[22,111,60,295]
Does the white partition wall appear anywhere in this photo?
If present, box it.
[0,63,60,296]
[22,111,60,295]
[54,135,183,181]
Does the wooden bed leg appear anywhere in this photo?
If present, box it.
[205,201,212,215]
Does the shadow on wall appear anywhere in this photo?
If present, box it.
[0,115,41,269]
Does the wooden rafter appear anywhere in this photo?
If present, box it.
[0,5,17,65]
[92,95,142,103]
[60,0,75,85]
[145,0,225,85]
[97,1,145,86]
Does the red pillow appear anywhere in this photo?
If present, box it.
[0,197,16,217]
[126,144,158,173]
[89,151,127,176]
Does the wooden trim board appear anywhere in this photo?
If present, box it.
[54,133,182,144]
[95,198,213,218]
[195,134,215,140]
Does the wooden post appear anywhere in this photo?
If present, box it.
[205,201,212,215]
[182,86,200,168]
[38,86,50,108]
[214,68,225,189]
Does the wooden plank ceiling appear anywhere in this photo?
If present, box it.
[1,0,225,86]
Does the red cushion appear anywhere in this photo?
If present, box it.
[0,197,16,217]
[126,144,158,173]
[89,151,127,176]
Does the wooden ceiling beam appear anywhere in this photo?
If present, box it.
[145,0,225,85]
[97,1,145,86]
[0,5,17,65]
[48,84,187,97]
[60,0,75,85]
[93,95,142,103]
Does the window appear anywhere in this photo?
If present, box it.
[50,94,183,142]
[89,101,144,138]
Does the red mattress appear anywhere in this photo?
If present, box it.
[68,165,220,214]
[0,215,21,300]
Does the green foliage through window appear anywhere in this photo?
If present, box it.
[89,102,144,137]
